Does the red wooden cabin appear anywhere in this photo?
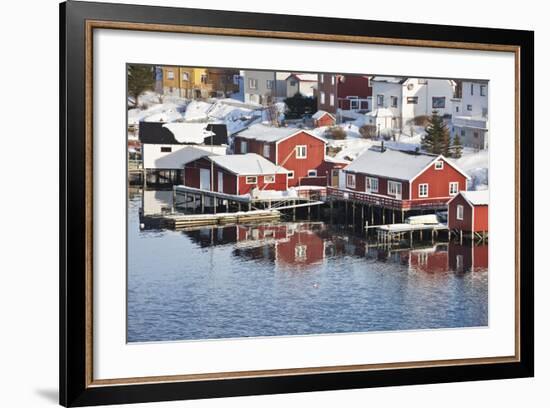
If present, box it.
[233,124,341,187]
[312,110,336,127]
[184,153,289,195]
[447,190,489,233]
[338,146,469,210]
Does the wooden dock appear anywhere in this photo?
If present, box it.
[373,222,448,244]
[161,210,281,229]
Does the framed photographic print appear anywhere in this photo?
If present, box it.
[60,0,534,406]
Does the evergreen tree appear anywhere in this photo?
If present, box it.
[128,64,155,108]
[451,134,463,158]
[422,110,451,156]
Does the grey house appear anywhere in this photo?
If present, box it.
[242,70,277,105]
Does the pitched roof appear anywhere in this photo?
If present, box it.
[312,110,335,120]
[209,153,289,175]
[162,123,215,144]
[459,190,489,206]
[286,73,318,82]
[235,123,325,144]
[370,76,407,84]
[345,147,438,180]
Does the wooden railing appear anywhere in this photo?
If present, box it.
[326,187,448,210]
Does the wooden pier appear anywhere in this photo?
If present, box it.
[161,210,281,229]
[374,222,448,244]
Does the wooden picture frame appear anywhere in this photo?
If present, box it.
[60,1,534,406]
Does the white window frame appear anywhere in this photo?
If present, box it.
[166,70,174,80]
[346,173,356,189]
[366,176,378,193]
[288,171,294,179]
[388,181,402,197]
[457,204,464,220]
[241,140,248,154]
[418,183,429,198]
[181,72,189,81]
[435,160,444,170]
[307,170,317,177]
[432,97,446,109]
[330,93,335,106]
[245,176,258,185]
[320,74,324,83]
[377,95,384,107]
[449,182,459,196]
[320,91,325,104]
[248,78,257,89]
[331,75,336,85]
[266,79,273,89]
[296,145,307,159]
[264,174,275,183]
[263,144,270,158]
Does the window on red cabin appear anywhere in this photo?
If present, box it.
[419,183,429,198]
[296,145,307,159]
[307,170,317,177]
[346,173,356,188]
[435,160,444,170]
[245,176,257,184]
[449,182,459,195]
[264,175,275,183]
[457,205,464,220]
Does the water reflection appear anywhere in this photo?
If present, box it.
[128,189,488,342]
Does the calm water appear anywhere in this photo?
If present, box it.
[127,190,488,343]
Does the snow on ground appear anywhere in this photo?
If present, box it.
[455,148,489,190]
[183,100,213,122]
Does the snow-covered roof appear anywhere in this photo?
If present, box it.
[209,153,290,175]
[345,147,437,180]
[370,76,406,84]
[162,123,215,144]
[236,123,323,143]
[366,108,395,118]
[312,110,335,120]
[459,190,489,206]
[287,73,318,82]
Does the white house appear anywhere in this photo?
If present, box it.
[450,80,489,150]
[286,73,318,98]
[369,77,456,130]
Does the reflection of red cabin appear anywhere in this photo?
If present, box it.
[341,146,470,210]
[184,153,289,195]
[448,190,489,233]
[233,123,341,187]
[276,226,325,266]
[409,245,449,273]
[448,241,488,272]
[312,110,335,128]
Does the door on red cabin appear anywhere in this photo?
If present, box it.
[331,169,339,187]
[217,171,224,193]
[200,168,211,191]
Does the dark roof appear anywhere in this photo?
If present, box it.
[139,121,228,145]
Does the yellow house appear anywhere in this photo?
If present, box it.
[160,66,212,98]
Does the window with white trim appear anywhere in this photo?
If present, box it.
[241,140,248,154]
[366,176,378,193]
[320,74,324,83]
[288,171,294,179]
[331,75,335,85]
[263,144,270,158]
[418,183,429,198]
[248,78,257,89]
[346,173,356,188]
[388,181,402,196]
[320,91,325,104]
[182,72,189,81]
[449,182,459,196]
[264,175,275,183]
[166,70,174,80]
[245,176,258,184]
[435,160,444,170]
[330,93,335,106]
[296,145,307,159]
[377,95,384,107]
[457,204,464,220]
[307,170,317,177]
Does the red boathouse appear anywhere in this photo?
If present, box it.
[336,145,470,211]
[233,123,342,187]
[184,153,290,195]
[447,190,489,234]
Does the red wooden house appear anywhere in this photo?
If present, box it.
[312,110,336,127]
[317,74,373,114]
[339,146,470,210]
[447,190,489,234]
[233,124,342,187]
[184,153,289,195]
